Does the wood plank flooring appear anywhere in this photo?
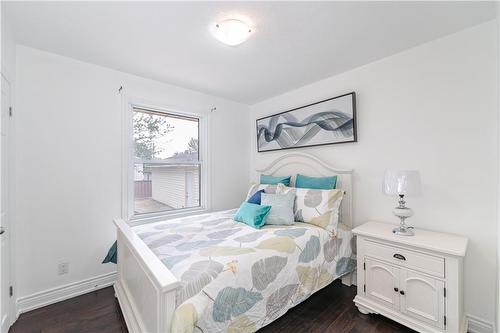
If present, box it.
[10,280,415,333]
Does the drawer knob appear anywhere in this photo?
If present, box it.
[393,253,406,261]
[400,290,405,295]
[394,287,399,292]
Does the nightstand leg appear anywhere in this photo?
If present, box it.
[356,304,372,315]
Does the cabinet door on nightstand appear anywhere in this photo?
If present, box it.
[365,258,400,310]
[400,270,445,329]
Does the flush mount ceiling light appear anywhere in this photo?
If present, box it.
[212,19,252,46]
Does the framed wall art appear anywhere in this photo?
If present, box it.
[256,92,357,152]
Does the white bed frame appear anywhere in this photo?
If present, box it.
[114,152,354,333]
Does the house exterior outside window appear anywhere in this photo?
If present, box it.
[131,107,202,217]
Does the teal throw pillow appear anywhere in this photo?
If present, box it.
[295,174,337,190]
[234,202,272,229]
[260,174,291,186]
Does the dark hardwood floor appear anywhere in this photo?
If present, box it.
[10,280,415,333]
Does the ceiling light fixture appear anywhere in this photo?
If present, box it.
[212,19,252,46]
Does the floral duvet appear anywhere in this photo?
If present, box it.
[133,209,355,333]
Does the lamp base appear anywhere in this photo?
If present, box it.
[392,226,414,236]
[392,194,415,236]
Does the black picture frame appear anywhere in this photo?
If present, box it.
[256,92,357,153]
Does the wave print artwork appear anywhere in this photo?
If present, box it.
[256,92,357,152]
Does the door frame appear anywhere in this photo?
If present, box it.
[1,73,16,330]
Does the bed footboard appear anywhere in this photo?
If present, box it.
[114,219,181,333]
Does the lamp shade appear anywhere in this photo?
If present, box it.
[383,169,422,196]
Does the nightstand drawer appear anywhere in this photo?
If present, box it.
[364,240,444,278]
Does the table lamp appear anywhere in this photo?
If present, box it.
[383,169,422,236]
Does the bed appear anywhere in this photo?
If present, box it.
[114,152,355,333]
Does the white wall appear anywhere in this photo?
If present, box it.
[1,7,16,83]
[250,21,498,326]
[14,46,249,301]
[497,4,500,331]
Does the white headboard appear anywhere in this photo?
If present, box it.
[255,152,353,228]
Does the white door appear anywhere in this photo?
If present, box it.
[365,258,400,310]
[0,76,11,333]
[400,270,445,329]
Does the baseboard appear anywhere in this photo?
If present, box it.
[467,314,495,333]
[16,271,117,316]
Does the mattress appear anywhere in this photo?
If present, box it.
[133,209,355,333]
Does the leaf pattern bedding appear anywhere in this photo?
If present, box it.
[133,209,355,333]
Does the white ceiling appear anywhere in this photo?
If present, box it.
[4,1,495,104]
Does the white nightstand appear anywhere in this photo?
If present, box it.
[352,221,468,333]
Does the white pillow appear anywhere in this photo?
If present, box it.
[245,183,277,200]
[276,183,344,235]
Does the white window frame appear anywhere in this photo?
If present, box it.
[122,99,210,225]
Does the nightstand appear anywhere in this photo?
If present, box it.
[352,221,468,333]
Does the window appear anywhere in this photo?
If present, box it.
[132,107,201,216]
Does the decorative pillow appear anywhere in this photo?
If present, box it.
[296,174,337,190]
[247,189,265,205]
[245,183,277,200]
[260,174,291,186]
[260,192,295,225]
[276,183,344,235]
[234,202,272,229]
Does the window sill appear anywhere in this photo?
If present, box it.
[127,206,209,227]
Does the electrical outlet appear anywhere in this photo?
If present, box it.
[58,262,69,275]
